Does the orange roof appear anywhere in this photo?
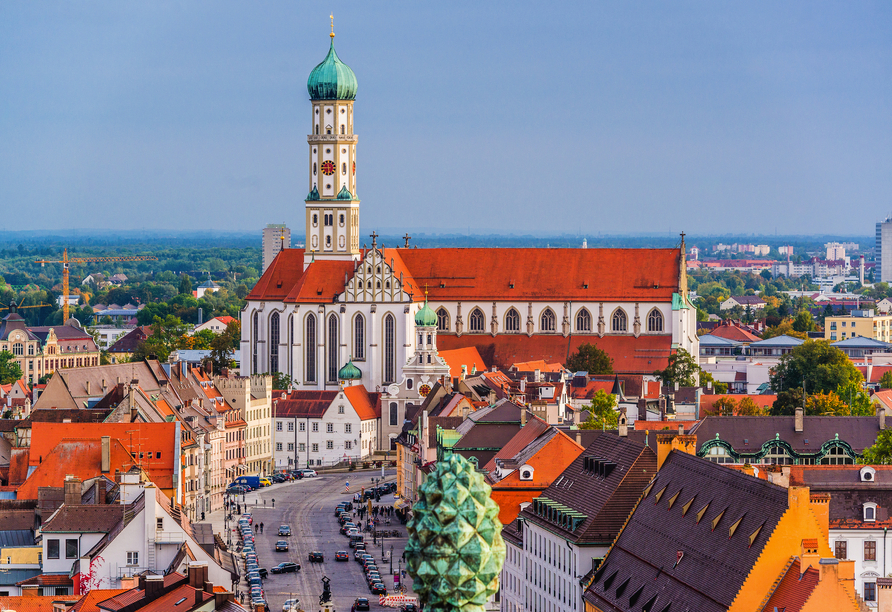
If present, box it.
[249,247,683,303]
[439,347,488,378]
[68,589,130,612]
[213,316,236,326]
[870,366,892,383]
[511,360,564,373]
[699,394,777,416]
[632,420,697,432]
[342,385,381,421]
[760,559,819,612]
[0,595,69,612]
[707,324,761,343]
[568,380,614,400]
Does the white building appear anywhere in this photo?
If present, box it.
[241,33,699,456]
[194,316,237,335]
[827,241,847,261]
[272,380,380,469]
[878,218,892,283]
[262,224,291,273]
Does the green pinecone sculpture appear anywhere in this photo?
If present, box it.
[405,451,506,612]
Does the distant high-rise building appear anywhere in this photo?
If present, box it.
[877,218,892,283]
[825,241,846,262]
[262,224,291,272]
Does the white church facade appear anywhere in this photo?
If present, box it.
[241,32,699,451]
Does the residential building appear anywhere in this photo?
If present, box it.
[262,224,291,273]
[272,383,380,469]
[878,217,892,283]
[583,447,860,612]
[832,336,892,360]
[214,373,272,477]
[827,241,847,261]
[106,326,151,364]
[502,430,656,612]
[57,295,80,308]
[719,295,767,311]
[193,316,237,335]
[826,310,892,342]
[88,326,132,351]
[747,333,804,357]
[194,281,220,300]
[0,311,100,383]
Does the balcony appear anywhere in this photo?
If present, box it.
[153,531,186,544]
[307,134,358,143]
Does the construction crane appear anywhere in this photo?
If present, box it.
[0,301,52,313]
[35,248,158,323]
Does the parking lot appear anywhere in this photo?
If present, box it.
[228,470,414,611]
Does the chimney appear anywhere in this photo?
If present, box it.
[95,478,106,504]
[188,561,209,590]
[740,463,755,477]
[101,436,110,472]
[204,580,214,595]
[520,376,526,393]
[877,577,892,612]
[520,409,527,427]
[534,369,541,383]
[576,432,582,446]
[880,404,887,431]
[618,408,628,438]
[800,538,820,575]
[678,423,684,435]
[144,574,164,600]
[86,380,91,394]
[795,405,804,433]
[64,475,81,506]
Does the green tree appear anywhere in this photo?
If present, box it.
[132,315,189,362]
[699,370,728,394]
[565,343,613,375]
[836,381,876,416]
[769,340,863,396]
[235,284,249,299]
[577,390,618,430]
[736,396,766,416]
[862,429,892,465]
[792,310,816,333]
[0,351,24,384]
[191,329,216,350]
[178,274,193,296]
[209,320,241,374]
[879,371,892,389]
[771,388,805,416]
[653,348,699,387]
[271,372,295,391]
[710,396,737,416]
[805,391,848,416]
[761,319,807,340]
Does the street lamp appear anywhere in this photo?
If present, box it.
[389,544,394,574]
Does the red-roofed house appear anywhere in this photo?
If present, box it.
[193,316,237,335]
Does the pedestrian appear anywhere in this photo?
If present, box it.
[254,524,258,534]
[260,522,264,534]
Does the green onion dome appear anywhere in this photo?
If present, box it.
[307,40,358,101]
[338,357,362,381]
[415,297,438,327]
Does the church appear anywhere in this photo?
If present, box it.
[241,31,699,453]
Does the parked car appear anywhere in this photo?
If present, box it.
[354,598,371,611]
[278,525,292,536]
[234,476,261,490]
[401,604,419,612]
[308,551,324,563]
[282,599,300,612]
[259,477,272,487]
[270,562,301,574]
[370,583,387,595]
[299,469,317,477]
[275,540,289,552]
[335,551,349,562]
[340,522,356,535]
[289,470,304,480]
[227,484,248,494]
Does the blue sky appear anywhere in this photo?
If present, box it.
[1,1,890,235]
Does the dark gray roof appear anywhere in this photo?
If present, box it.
[0,568,40,586]
[831,336,892,348]
[690,415,881,454]
[0,530,34,547]
[584,451,789,612]
[730,295,766,305]
[747,334,804,347]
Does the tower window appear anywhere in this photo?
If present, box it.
[341,125,345,135]
[313,163,317,175]
[342,162,347,174]
[326,236,331,247]
[339,214,345,225]
[315,125,319,134]
[312,214,318,227]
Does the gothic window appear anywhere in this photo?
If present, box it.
[367,281,372,289]
[384,314,396,383]
[389,402,398,427]
[540,309,556,332]
[289,315,294,345]
[269,312,280,374]
[437,308,449,332]
[505,308,520,333]
[305,314,317,383]
[252,313,259,375]
[647,309,664,332]
[612,309,628,333]
[327,314,339,384]
[469,309,485,333]
[576,309,592,332]
[354,314,365,360]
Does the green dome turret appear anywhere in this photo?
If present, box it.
[307,39,358,101]
[338,357,362,381]
[415,296,438,327]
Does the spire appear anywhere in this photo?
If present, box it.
[330,13,335,39]
[678,231,688,300]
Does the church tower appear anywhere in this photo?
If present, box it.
[304,23,361,269]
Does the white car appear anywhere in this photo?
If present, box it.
[301,469,317,477]
[283,599,300,612]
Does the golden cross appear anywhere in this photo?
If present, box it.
[330,14,335,38]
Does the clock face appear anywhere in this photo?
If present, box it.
[321,160,336,176]
[419,384,432,397]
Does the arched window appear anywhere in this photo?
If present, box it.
[540,309,556,332]
[505,308,520,333]
[354,314,365,360]
[763,445,793,465]
[11,343,23,356]
[305,314,317,383]
[389,402,398,427]
[705,445,734,464]
[612,309,628,333]
[576,309,592,332]
[469,309,485,333]
[27,344,34,356]
[821,445,854,465]
[647,309,664,332]
[384,314,395,383]
[269,312,280,374]
[252,313,259,375]
[315,125,319,135]
[437,308,449,332]
[327,314,339,384]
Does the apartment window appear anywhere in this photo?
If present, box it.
[312,443,319,453]
[287,422,294,432]
[127,551,139,565]
[276,443,283,451]
[276,421,283,432]
[865,582,877,602]
[345,423,352,434]
[326,440,334,450]
[326,423,334,433]
[345,441,352,450]
[47,539,59,559]
[299,443,306,452]
[299,422,306,432]
[338,406,344,414]
[865,540,877,561]
[835,541,847,559]
[312,422,319,432]
[287,443,294,451]
[65,539,78,559]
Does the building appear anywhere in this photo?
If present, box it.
[242,33,699,458]
[719,295,766,311]
[106,326,152,363]
[878,217,892,283]
[826,310,892,342]
[213,374,272,477]
[262,224,291,273]
[194,281,221,300]
[271,383,380,468]
[193,316,237,334]
[827,241,847,261]
[502,430,656,612]
[831,336,892,360]
[583,447,860,612]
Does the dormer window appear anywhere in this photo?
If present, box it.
[864,502,878,522]
[519,465,534,481]
[861,466,876,482]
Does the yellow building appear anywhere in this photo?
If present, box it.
[825,309,892,342]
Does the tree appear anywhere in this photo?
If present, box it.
[805,391,848,416]
[769,340,863,396]
[792,310,816,333]
[771,388,805,416]
[0,351,23,384]
[699,370,728,394]
[178,274,193,296]
[271,372,295,391]
[879,371,892,389]
[653,348,699,388]
[577,390,618,430]
[131,315,189,362]
[565,343,613,375]
[736,396,766,416]
[836,381,876,416]
[862,429,892,465]
[209,320,240,374]
[710,396,737,416]
[191,329,216,350]
[761,319,807,340]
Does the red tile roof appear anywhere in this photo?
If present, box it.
[439,334,673,374]
[342,385,381,421]
[249,247,683,303]
[760,558,819,612]
[0,596,70,612]
[213,316,236,326]
[438,347,488,378]
[510,360,563,373]
[16,573,74,586]
[707,324,761,343]
[274,391,338,418]
[68,589,130,612]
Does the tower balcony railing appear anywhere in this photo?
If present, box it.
[307,134,358,143]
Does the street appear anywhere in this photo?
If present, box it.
[227,470,414,611]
